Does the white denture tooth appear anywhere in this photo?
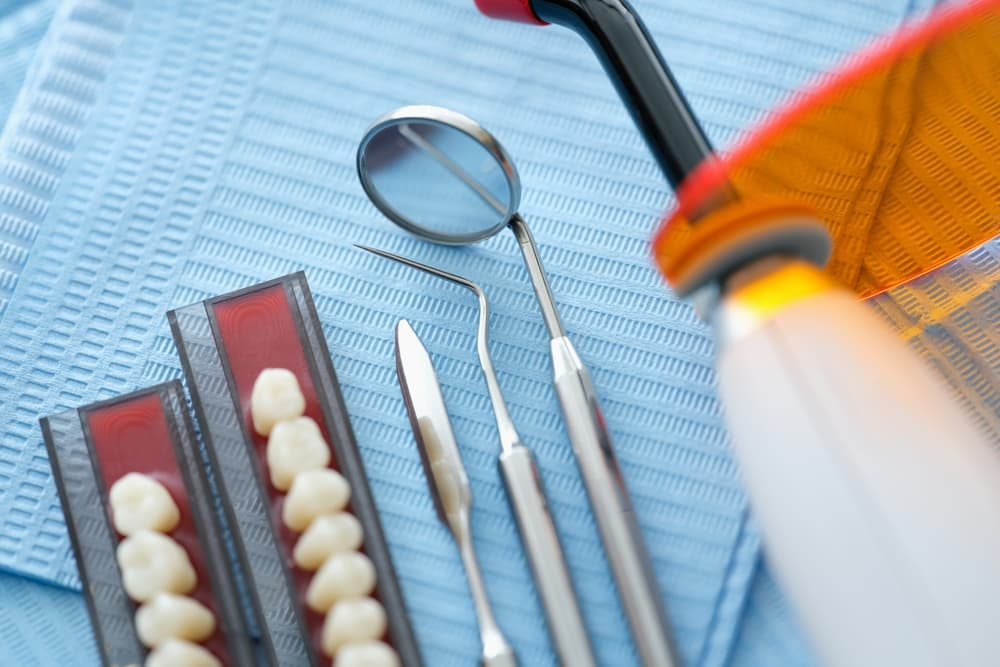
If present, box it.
[306,552,376,613]
[266,416,331,491]
[321,598,387,657]
[145,638,222,667]
[334,640,400,667]
[109,473,180,536]
[116,530,197,602]
[293,512,363,571]
[282,468,351,532]
[135,592,216,648]
[251,368,306,436]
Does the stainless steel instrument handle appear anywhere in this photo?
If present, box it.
[456,514,519,667]
[480,649,519,667]
[499,446,597,667]
[550,336,680,667]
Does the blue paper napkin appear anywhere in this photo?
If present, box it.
[0,0,54,130]
[0,0,56,311]
[0,570,96,666]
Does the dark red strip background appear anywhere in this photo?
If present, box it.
[212,283,387,660]
[87,391,231,666]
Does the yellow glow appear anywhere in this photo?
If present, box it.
[730,262,835,319]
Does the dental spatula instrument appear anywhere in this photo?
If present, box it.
[394,318,517,667]
[363,244,596,667]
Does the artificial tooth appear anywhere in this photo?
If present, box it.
[145,639,222,667]
[334,640,400,667]
[251,368,306,436]
[305,552,376,613]
[109,472,180,536]
[282,468,351,532]
[116,530,196,602]
[135,592,216,648]
[266,416,331,491]
[293,512,363,571]
[321,598,387,657]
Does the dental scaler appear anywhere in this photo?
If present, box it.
[479,1,1000,665]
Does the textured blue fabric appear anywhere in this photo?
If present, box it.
[0,571,97,667]
[729,559,816,667]
[0,0,991,666]
[0,0,54,130]
[0,0,114,315]
[0,0,57,312]
[871,239,1000,444]
[0,8,99,665]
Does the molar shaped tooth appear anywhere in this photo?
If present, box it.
[306,552,376,613]
[251,368,306,436]
[266,416,331,491]
[282,468,351,532]
[321,597,387,657]
[293,512,363,571]
[145,639,221,667]
[135,592,216,648]
[334,640,400,667]
[116,530,196,602]
[109,473,180,536]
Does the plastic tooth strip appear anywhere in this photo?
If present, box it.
[41,382,255,667]
[252,371,393,662]
[42,409,145,667]
[169,272,422,667]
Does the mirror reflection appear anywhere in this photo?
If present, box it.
[360,120,513,239]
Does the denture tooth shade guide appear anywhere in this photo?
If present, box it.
[282,468,352,532]
[171,276,415,665]
[107,473,218,655]
[322,598,388,656]
[251,368,307,436]
[251,360,401,664]
[42,384,248,666]
[116,530,198,602]
[334,641,401,667]
[306,551,378,613]
[135,593,216,648]
[109,473,181,536]
[250,361,384,660]
[266,416,331,491]
[145,639,223,667]
[294,512,364,571]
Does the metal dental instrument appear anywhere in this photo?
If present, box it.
[360,244,596,667]
[357,105,678,667]
[394,318,517,667]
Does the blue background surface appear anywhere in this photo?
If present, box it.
[0,1,996,666]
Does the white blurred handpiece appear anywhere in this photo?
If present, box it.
[714,258,1000,667]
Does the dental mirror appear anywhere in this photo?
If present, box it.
[356,105,564,338]
[357,105,520,246]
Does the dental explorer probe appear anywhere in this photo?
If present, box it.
[360,244,596,667]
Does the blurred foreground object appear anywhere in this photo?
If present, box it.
[651,2,1000,665]
[658,0,1000,298]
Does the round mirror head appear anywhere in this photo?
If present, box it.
[357,105,521,245]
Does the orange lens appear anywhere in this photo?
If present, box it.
[657,0,1000,298]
